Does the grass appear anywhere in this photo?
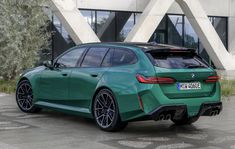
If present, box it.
[220,80,235,97]
[0,79,17,94]
[0,79,235,98]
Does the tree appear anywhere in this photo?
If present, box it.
[0,0,50,80]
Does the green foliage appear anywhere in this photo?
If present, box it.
[0,79,16,94]
[221,80,235,97]
[0,0,50,80]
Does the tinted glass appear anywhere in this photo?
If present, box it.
[168,15,183,46]
[148,52,208,69]
[81,47,108,68]
[80,10,96,32]
[102,49,113,67]
[112,49,137,66]
[56,48,86,68]
[116,12,134,42]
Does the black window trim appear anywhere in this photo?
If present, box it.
[101,48,115,68]
[54,45,139,69]
[100,48,111,67]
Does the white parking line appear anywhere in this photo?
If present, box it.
[0,93,8,97]
[118,141,152,148]
[155,143,193,149]
[0,125,30,130]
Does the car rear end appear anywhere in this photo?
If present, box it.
[136,45,222,122]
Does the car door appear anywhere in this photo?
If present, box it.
[38,47,86,103]
[68,47,109,109]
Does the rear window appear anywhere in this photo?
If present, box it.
[147,52,209,69]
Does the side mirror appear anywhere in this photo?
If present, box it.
[43,60,54,70]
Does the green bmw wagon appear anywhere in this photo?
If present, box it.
[16,42,222,131]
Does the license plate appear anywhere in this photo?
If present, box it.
[177,82,201,90]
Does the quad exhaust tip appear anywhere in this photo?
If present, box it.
[209,110,219,116]
[159,114,172,121]
[159,114,165,121]
[165,114,171,120]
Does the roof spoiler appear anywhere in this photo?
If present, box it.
[145,48,196,54]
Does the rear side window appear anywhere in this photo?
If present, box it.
[147,52,208,69]
[81,47,108,68]
[112,48,137,66]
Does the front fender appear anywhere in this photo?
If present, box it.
[17,66,46,99]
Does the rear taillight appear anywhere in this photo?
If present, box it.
[205,76,220,83]
[136,74,175,84]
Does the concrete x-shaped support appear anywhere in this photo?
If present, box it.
[50,0,235,70]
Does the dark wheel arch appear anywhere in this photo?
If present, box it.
[17,77,29,85]
[92,88,127,131]
[16,79,42,113]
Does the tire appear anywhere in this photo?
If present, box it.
[16,80,42,113]
[93,89,127,132]
[171,116,199,125]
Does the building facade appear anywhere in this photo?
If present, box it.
[49,0,235,70]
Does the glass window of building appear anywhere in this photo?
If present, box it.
[52,14,75,58]
[149,16,167,44]
[80,10,139,42]
[211,17,228,48]
[80,10,96,32]
[168,15,184,46]
[53,15,71,43]
[184,17,199,49]
[96,11,115,42]
[199,16,228,64]
[52,9,228,68]
[96,11,111,33]
[116,13,135,41]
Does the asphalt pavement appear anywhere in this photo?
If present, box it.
[0,93,235,149]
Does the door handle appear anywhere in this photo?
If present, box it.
[62,73,68,77]
[90,74,98,77]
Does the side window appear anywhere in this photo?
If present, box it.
[56,48,86,68]
[102,49,113,67]
[81,47,108,68]
[112,48,137,66]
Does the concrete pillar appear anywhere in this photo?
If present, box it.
[125,0,175,42]
[229,18,235,55]
[50,0,100,44]
[176,0,235,70]
[228,0,235,55]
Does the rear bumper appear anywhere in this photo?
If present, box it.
[149,105,186,121]
[129,102,222,121]
[199,102,222,116]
